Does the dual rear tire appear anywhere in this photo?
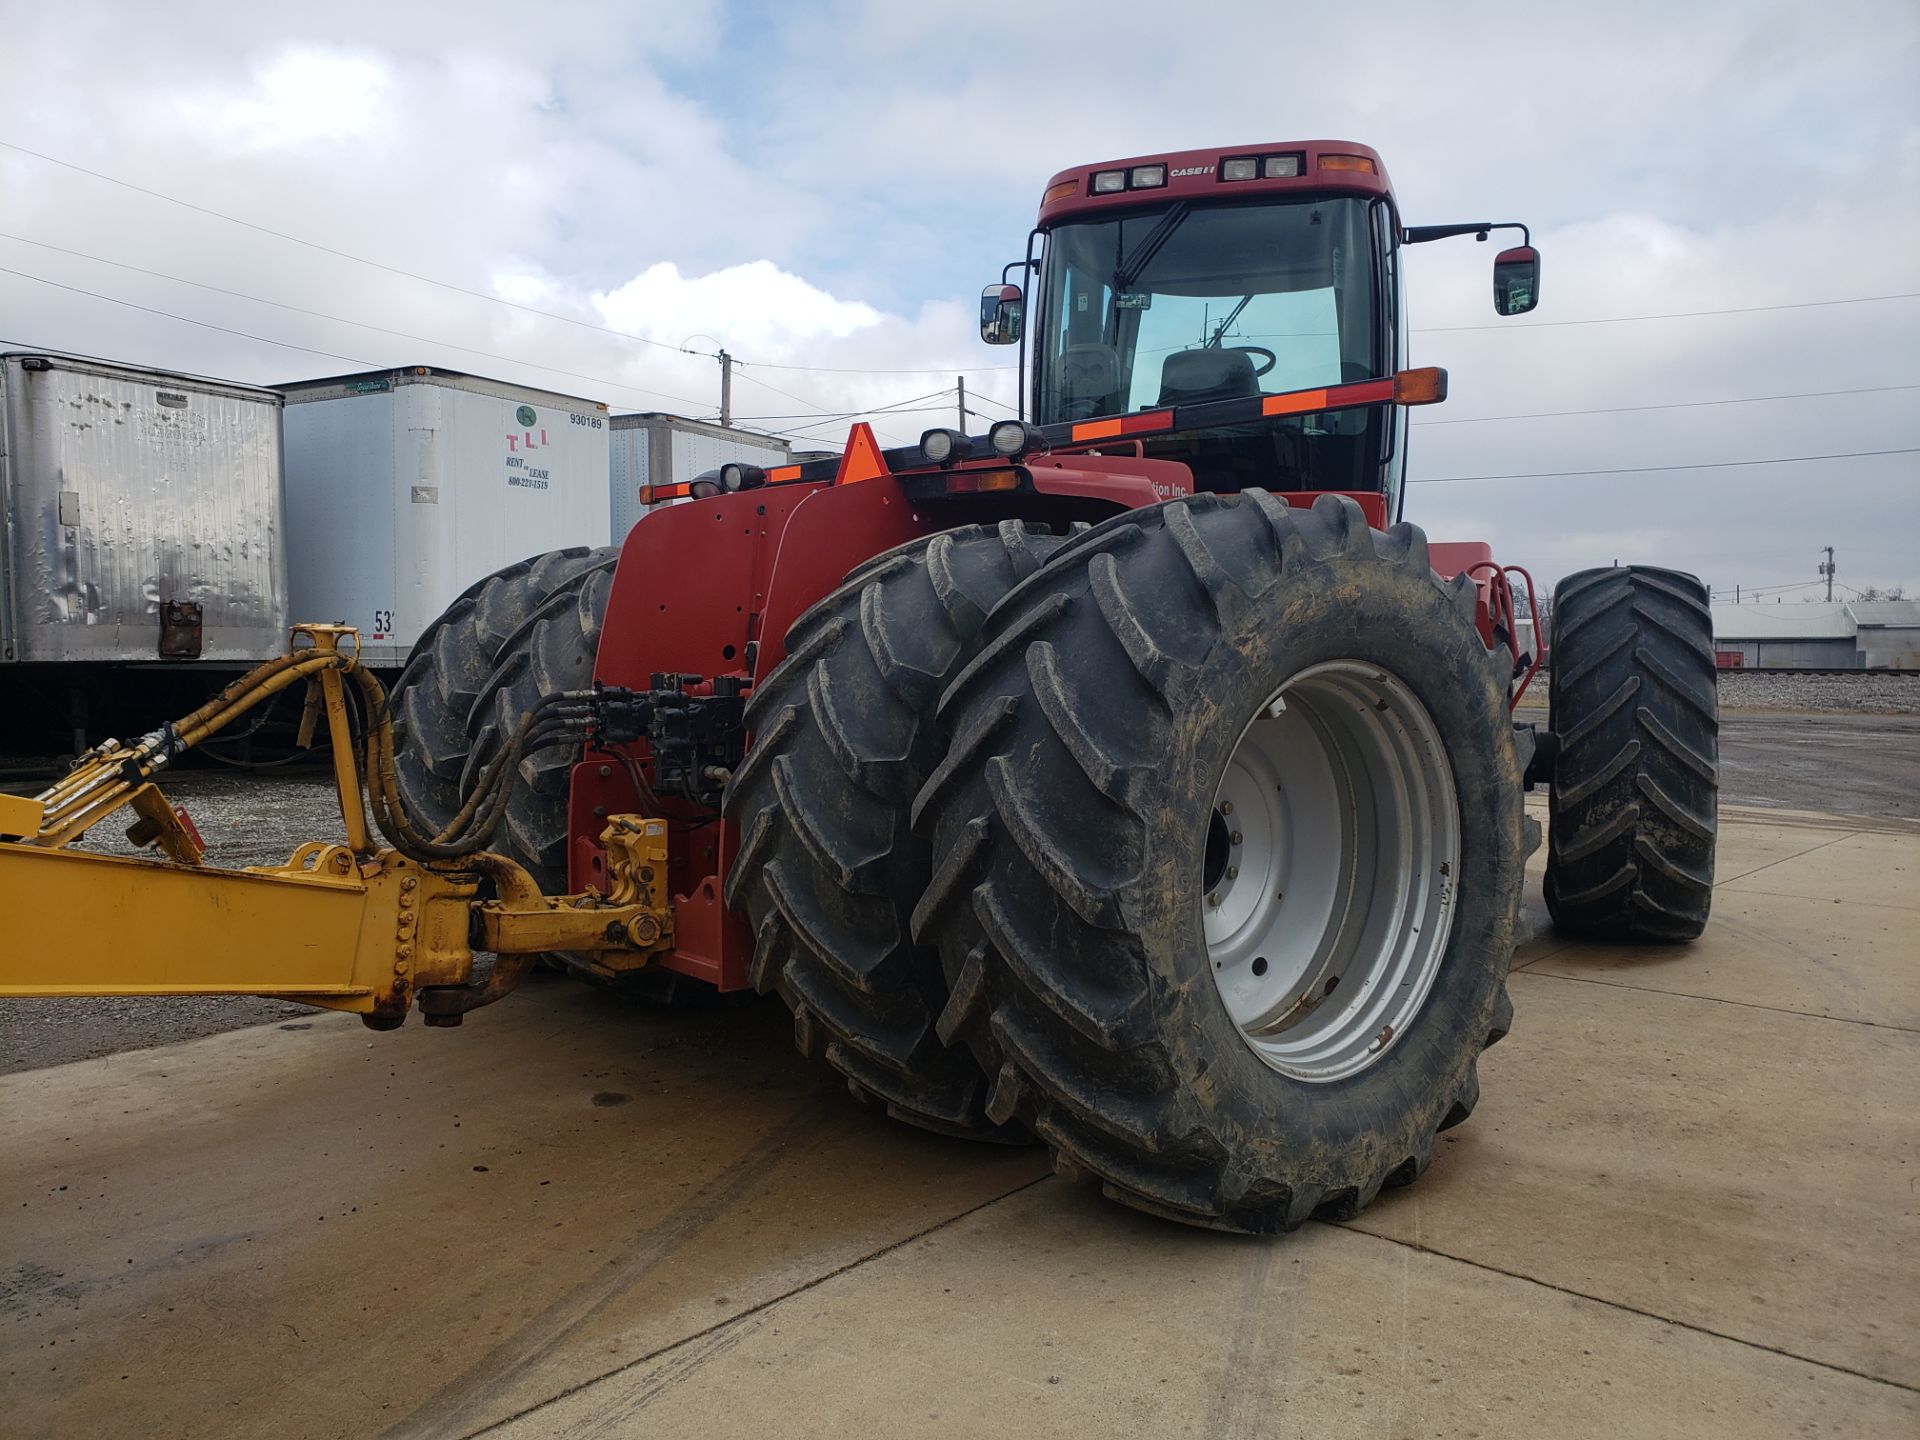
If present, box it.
[720,522,1075,1138]
[737,494,1536,1232]
[388,547,618,893]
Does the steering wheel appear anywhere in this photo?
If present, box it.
[1226,345,1278,377]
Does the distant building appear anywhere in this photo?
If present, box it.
[1849,602,1920,669]
[1711,600,1920,669]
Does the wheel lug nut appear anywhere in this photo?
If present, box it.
[1226,866,1238,881]
[1230,831,1242,846]
[1207,892,1220,907]
[1220,801,1234,816]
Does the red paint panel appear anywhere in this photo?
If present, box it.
[1427,541,1495,578]
[1026,454,1195,507]
[578,476,932,992]
[753,476,934,676]
[594,485,818,690]
[568,745,746,988]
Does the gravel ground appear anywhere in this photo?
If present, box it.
[1716,669,1920,713]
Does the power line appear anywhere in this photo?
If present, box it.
[739,356,1019,376]
[781,406,957,437]
[964,389,1023,417]
[1710,578,1825,598]
[727,387,960,422]
[726,371,953,445]
[0,264,377,367]
[1414,292,1920,333]
[729,365,844,416]
[755,287,1920,363]
[0,138,1017,382]
[0,234,715,411]
[1414,383,1920,427]
[0,137,703,356]
[1408,447,1920,485]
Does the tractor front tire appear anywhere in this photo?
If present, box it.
[722,521,1072,1140]
[912,493,1536,1232]
[389,546,619,894]
[1545,566,1718,941]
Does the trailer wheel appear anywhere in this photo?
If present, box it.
[723,521,1074,1140]
[911,494,1536,1231]
[390,546,619,892]
[1545,566,1718,941]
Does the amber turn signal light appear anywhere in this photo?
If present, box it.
[1392,367,1448,406]
[945,468,1021,494]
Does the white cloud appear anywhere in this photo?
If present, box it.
[174,49,396,153]
[593,260,882,355]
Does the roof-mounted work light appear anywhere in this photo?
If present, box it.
[988,420,1048,460]
[919,428,973,466]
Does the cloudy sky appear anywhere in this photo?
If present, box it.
[2,0,1915,597]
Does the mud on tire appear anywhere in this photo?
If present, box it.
[1545,566,1717,941]
[722,521,1074,1140]
[389,546,619,894]
[910,493,1537,1232]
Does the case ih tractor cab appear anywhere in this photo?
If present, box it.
[0,142,1719,1234]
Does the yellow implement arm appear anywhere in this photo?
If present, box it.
[0,626,674,1029]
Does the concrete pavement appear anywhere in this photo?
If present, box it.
[3,801,1915,1438]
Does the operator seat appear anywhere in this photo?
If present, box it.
[1157,347,1260,407]
[1059,344,1121,415]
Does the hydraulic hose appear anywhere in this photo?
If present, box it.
[353,667,593,863]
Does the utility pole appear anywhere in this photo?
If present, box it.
[1819,545,1835,601]
[957,375,967,432]
[718,349,733,427]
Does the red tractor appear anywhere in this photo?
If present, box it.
[4,141,1717,1236]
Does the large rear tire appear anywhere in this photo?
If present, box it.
[723,522,1073,1140]
[1545,566,1717,941]
[389,547,618,893]
[911,493,1536,1232]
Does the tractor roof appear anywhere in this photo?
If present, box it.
[1036,141,1394,227]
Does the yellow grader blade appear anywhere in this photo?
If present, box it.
[0,625,676,1028]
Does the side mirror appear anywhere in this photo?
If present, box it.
[981,283,1024,345]
[1493,246,1541,316]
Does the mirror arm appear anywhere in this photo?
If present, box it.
[1403,221,1531,247]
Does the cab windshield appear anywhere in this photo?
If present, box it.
[1034,195,1382,424]
[1032,194,1392,498]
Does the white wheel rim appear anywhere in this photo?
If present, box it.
[1203,660,1461,1082]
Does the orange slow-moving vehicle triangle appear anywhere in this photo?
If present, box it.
[834,423,891,484]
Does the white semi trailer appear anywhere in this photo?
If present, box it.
[609,413,790,537]
[278,366,610,667]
